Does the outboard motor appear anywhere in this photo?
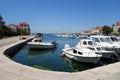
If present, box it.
[51,41,58,48]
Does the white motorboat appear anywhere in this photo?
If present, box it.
[28,35,57,49]
[75,39,115,59]
[62,44,102,64]
[28,41,57,49]
[90,35,120,52]
[109,36,120,45]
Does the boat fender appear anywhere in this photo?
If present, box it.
[61,53,65,57]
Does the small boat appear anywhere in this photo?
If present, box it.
[76,39,115,59]
[28,41,57,49]
[62,44,102,64]
[28,33,57,50]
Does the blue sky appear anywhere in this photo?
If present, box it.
[0,0,120,33]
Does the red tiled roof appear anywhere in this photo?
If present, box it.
[19,22,28,25]
[93,26,103,31]
[15,25,21,29]
[116,22,120,26]
[83,30,91,33]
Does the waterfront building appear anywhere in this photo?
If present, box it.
[82,30,92,35]
[8,22,31,35]
[19,22,30,35]
[82,26,102,35]
[112,21,120,32]
[8,24,21,32]
[91,26,103,35]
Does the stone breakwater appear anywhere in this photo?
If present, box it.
[0,36,120,80]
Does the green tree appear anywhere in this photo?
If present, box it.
[0,15,6,38]
[102,25,112,35]
[0,15,3,20]
[0,15,14,37]
[20,30,28,35]
[0,15,5,27]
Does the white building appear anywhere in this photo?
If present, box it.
[112,22,120,32]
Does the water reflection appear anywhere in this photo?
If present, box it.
[28,48,56,56]
[62,56,101,72]
[100,58,119,65]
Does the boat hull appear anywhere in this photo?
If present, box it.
[28,42,56,49]
[106,48,120,54]
[96,51,114,59]
[63,51,100,64]
[102,53,113,59]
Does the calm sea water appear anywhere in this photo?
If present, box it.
[12,34,118,72]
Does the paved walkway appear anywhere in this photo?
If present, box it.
[0,36,120,80]
[0,37,18,47]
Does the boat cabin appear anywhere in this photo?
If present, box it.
[90,35,112,43]
[75,39,94,48]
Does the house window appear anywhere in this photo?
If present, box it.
[21,25,23,27]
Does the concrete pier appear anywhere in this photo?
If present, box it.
[0,36,120,80]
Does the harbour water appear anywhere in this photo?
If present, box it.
[12,34,118,72]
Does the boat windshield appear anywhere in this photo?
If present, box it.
[92,37,100,42]
[88,41,93,45]
[96,47,102,51]
[88,47,95,50]
[100,37,111,42]
[110,37,118,42]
